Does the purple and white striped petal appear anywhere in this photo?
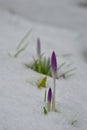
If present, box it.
[47,88,52,103]
[51,51,57,74]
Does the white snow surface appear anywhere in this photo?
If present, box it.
[0,7,87,130]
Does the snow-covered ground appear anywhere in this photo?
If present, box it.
[0,0,87,32]
[0,1,87,130]
[0,0,87,56]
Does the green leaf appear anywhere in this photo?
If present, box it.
[43,107,47,115]
[38,77,47,88]
[14,43,28,57]
[57,62,66,71]
[16,29,32,49]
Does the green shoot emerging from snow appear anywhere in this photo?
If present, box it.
[43,106,48,115]
[8,29,32,58]
[25,56,52,76]
[36,77,47,88]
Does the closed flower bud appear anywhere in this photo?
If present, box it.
[37,38,41,59]
[47,88,52,111]
[51,51,57,75]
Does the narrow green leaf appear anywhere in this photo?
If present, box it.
[43,107,47,115]
[16,28,32,49]
[14,42,28,57]
[63,67,77,75]
[57,62,66,71]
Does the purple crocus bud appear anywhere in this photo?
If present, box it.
[47,88,52,103]
[37,37,41,59]
[51,51,57,74]
[47,88,52,111]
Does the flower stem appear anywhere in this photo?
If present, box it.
[52,74,56,111]
[47,102,51,111]
[44,89,46,102]
[38,59,41,73]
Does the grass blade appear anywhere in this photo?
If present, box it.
[16,28,32,49]
[14,42,29,57]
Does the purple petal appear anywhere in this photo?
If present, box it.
[47,88,52,102]
[51,51,57,74]
[37,38,41,58]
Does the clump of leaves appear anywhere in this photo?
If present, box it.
[25,37,76,79]
[25,56,52,76]
[25,37,52,76]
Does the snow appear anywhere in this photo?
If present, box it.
[0,2,87,130]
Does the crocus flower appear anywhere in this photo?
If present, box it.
[47,88,52,102]
[47,88,52,111]
[51,51,57,75]
[51,51,57,111]
[37,37,41,59]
